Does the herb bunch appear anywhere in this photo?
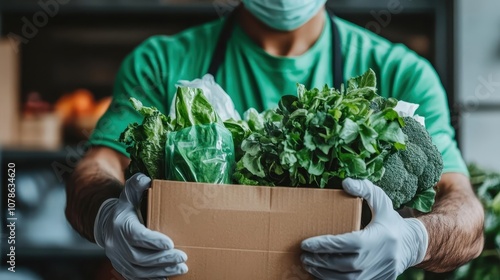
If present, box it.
[230,69,406,188]
[228,69,443,213]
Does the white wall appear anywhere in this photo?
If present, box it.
[457,0,500,170]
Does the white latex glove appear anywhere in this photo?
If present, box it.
[301,178,428,280]
[94,173,188,280]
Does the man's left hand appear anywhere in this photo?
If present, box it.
[301,178,429,280]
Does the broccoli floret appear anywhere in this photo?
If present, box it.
[401,117,444,192]
[377,153,418,208]
[376,117,443,209]
[400,142,427,176]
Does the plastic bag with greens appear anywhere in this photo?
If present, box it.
[165,123,234,184]
[119,85,235,184]
[170,74,241,121]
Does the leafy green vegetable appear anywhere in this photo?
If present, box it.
[165,123,234,184]
[119,98,173,179]
[223,118,252,159]
[119,86,234,182]
[233,69,404,186]
[404,187,436,213]
[172,86,223,130]
[231,69,442,212]
[454,164,500,280]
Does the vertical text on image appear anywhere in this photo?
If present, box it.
[6,162,17,273]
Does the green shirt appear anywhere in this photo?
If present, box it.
[89,12,468,176]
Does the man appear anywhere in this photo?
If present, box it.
[65,1,484,279]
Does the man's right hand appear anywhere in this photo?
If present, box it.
[94,173,188,280]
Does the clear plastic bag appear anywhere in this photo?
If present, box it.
[165,123,235,184]
[170,74,241,121]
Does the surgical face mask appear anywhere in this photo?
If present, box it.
[241,0,327,31]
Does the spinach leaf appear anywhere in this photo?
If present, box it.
[233,69,406,188]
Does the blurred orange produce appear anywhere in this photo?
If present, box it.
[55,89,112,126]
[94,96,113,120]
[72,89,95,117]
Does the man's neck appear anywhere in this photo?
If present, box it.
[238,6,326,57]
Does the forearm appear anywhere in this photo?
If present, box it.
[65,147,127,243]
[416,173,484,272]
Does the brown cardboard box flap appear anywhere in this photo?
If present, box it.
[148,180,362,280]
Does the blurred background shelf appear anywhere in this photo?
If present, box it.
[0,0,456,127]
[0,0,443,14]
[1,147,69,162]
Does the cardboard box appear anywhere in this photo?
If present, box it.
[19,113,62,150]
[148,180,362,280]
[0,40,20,146]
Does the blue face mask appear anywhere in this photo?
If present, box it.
[241,0,327,31]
